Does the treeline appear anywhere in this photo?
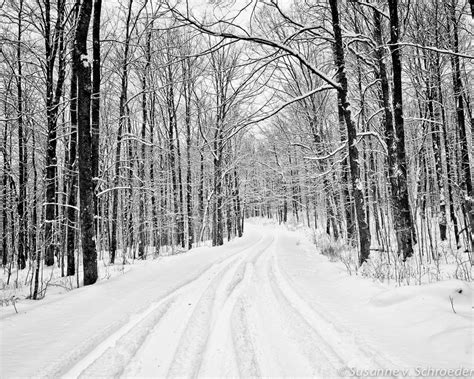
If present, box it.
[0,0,252,295]
[233,0,473,267]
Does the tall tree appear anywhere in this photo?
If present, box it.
[91,0,101,224]
[16,0,27,270]
[387,0,416,260]
[111,0,133,264]
[329,0,371,264]
[447,0,473,253]
[65,0,80,277]
[73,0,98,285]
[183,54,194,249]
[43,0,67,266]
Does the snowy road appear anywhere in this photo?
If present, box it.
[62,230,389,378]
[1,222,472,378]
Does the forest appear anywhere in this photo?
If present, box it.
[1,0,473,299]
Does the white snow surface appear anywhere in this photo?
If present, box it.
[1,221,472,378]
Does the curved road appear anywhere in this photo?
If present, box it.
[60,227,393,378]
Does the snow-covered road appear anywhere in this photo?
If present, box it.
[1,222,472,378]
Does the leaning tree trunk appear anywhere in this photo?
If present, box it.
[329,0,370,265]
[73,0,97,286]
[66,70,78,277]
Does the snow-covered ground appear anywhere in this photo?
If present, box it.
[1,221,472,378]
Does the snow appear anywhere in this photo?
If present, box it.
[1,220,472,377]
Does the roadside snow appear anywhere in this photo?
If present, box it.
[276,227,473,372]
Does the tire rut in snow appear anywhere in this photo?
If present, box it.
[266,257,344,375]
[232,290,262,378]
[240,238,338,377]
[229,236,280,377]
[197,260,249,376]
[168,234,275,377]
[78,298,174,378]
[167,258,242,377]
[269,255,397,374]
[66,239,259,378]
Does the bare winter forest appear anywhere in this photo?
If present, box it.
[1,0,473,377]
[2,0,472,291]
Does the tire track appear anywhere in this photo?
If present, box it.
[64,234,266,378]
[270,252,398,374]
[168,234,275,377]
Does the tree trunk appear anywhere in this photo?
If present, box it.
[167,62,181,248]
[91,0,101,230]
[387,0,416,260]
[234,168,243,237]
[2,118,8,266]
[329,0,370,265]
[448,0,473,253]
[65,0,80,277]
[183,57,194,249]
[73,0,97,286]
[16,0,27,270]
[138,25,151,259]
[174,115,185,249]
[44,0,67,267]
[111,0,133,264]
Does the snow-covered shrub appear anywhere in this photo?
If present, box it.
[312,228,473,285]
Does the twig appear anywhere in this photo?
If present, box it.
[449,295,456,314]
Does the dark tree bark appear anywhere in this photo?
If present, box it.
[31,125,41,298]
[234,168,243,237]
[111,0,133,264]
[387,0,416,260]
[428,65,446,241]
[213,136,224,246]
[73,0,97,286]
[436,61,460,248]
[126,106,135,259]
[65,0,80,277]
[44,0,67,266]
[447,0,473,253]
[196,104,206,242]
[150,92,160,253]
[166,61,182,248]
[174,114,185,249]
[2,115,9,266]
[337,93,355,244]
[91,0,101,226]
[138,23,152,259]
[16,0,27,270]
[66,77,78,276]
[183,56,194,249]
[329,0,370,265]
